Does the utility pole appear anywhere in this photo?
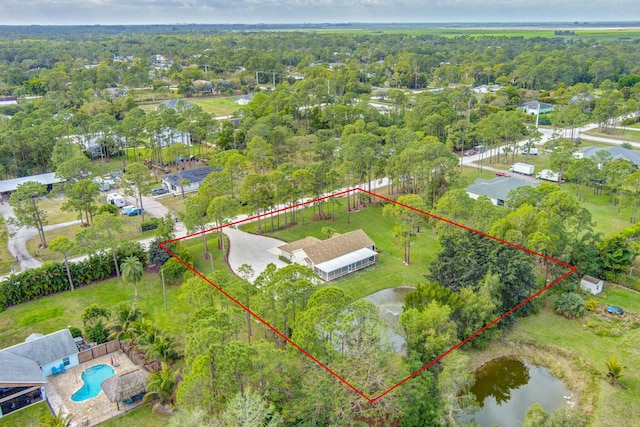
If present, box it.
[160,268,167,311]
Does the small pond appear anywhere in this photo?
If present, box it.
[470,358,571,426]
[363,286,413,353]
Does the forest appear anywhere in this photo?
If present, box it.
[1,26,640,426]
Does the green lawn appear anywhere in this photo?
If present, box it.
[0,401,51,427]
[25,219,157,263]
[185,96,242,117]
[96,404,171,427]
[0,272,191,349]
[583,128,640,144]
[240,202,439,300]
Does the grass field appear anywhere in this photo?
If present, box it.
[24,218,156,263]
[0,401,51,427]
[583,128,640,144]
[0,271,191,349]
[137,95,241,117]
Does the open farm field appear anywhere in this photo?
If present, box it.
[312,28,640,41]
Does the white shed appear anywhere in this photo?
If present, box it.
[580,275,604,295]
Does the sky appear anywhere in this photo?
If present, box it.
[1,0,639,26]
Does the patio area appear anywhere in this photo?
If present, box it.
[45,351,146,426]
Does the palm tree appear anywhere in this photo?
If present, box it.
[143,334,180,365]
[108,303,145,340]
[40,410,73,427]
[144,363,178,407]
[121,256,144,300]
[605,355,625,386]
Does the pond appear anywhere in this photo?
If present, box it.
[363,286,413,353]
[470,358,571,426]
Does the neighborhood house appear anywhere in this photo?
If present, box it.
[0,329,79,418]
[466,177,539,207]
[161,166,218,196]
[278,229,377,281]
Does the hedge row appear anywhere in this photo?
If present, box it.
[0,242,147,310]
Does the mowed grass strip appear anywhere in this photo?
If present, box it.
[0,401,51,427]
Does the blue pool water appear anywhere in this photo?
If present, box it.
[71,364,115,402]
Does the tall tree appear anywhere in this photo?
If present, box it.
[121,255,144,300]
[9,181,49,248]
[122,161,154,222]
[382,194,428,264]
[49,236,75,291]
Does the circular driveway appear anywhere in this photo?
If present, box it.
[223,227,287,283]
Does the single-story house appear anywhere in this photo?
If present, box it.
[158,99,195,111]
[0,329,78,418]
[0,173,65,198]
[0,97,18,106]
[102,368,149,411]
[161,166,218,196]
[472,84,502,94]
[278,229,377,281]
[466,177,539,207]
[518,101,554,115]
[580,275,604,295]
[235,94,254,105]
[576,146,640,169]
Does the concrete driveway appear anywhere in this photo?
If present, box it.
[223,227,287,283]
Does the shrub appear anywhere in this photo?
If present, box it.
[69,326,83,338]
[585,299,599,311]
[148,237,172,266]
[141,218,160,232]
[555,292,585,319]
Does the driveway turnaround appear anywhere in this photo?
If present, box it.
[223,227,287,283]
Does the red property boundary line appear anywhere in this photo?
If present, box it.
[160,187,576,403]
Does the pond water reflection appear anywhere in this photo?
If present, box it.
[362,286,413,353]
[470,358,570,427]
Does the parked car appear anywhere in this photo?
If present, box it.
[606,305,624,315]
[126,207,143,216]
[121,205,136,215]
[495,171,510,177]
[464,149,478,156]
[152,187,169,196]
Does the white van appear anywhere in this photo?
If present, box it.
[106,193,126,208]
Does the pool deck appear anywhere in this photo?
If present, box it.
[45,351,144,426]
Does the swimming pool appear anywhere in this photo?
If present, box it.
[71,364,115,402]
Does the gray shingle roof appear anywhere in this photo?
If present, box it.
[520,101,553,109]
[466,177,539,202]
[0,352,46,386]
[579,146,640,167]
[3,329,78,367]
[162,167,218,187]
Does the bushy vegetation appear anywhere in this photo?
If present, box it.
[0,242,145,309]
